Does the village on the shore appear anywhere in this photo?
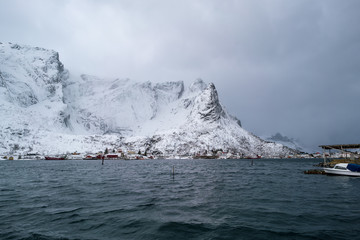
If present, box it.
[1,147,353,161]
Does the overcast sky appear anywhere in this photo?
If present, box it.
[1,0,360,151]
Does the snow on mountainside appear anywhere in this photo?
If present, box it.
[0,42,296,157]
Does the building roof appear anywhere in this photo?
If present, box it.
[319,144,360,150]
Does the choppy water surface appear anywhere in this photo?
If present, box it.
[1,159,360,240]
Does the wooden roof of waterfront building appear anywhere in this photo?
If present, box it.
[319,144,360,150]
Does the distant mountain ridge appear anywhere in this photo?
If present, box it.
[263,133,308,153]
[0,42,296,157]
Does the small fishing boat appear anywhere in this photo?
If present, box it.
[324,163,360,177]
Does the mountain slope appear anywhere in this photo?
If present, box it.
[0,42,295,157]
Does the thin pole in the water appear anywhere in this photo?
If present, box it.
[251,159,254,166]
[102,156,104,165]
[172,166,175,179]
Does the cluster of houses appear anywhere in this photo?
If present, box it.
[1,147,334,160]
[1,148,154,161]
[82,148,155,160]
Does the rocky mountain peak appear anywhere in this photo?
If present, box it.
[190,82,225,123]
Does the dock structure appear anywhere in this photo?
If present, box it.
[319,144,360,164]
[319,144,360,150]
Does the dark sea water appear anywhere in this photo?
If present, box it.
[1,159,360,240]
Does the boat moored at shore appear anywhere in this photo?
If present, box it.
[324,163,360,177]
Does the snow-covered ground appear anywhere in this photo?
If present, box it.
[0,42,295,157]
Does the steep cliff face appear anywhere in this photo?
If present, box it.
[0,42,67,107]
[0,43,295,157]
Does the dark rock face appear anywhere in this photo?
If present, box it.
[154,81,184,100]
[15,84,39,107]
[189,78,207,92]
[269,133,293,142]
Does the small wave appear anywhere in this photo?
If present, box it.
[69,218,88,224]
[80,222,107,231]
[158,221,213,233]
[0,188,15,192]
[50,213,82,223]
[18,233,74,240]
[49,207,83,215]
[102,208,126,214]
[122,219,147,229]
[136,202,156,210]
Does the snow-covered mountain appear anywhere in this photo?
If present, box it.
[0,42,295,157]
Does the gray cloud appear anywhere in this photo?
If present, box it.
[1,0,360,151]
